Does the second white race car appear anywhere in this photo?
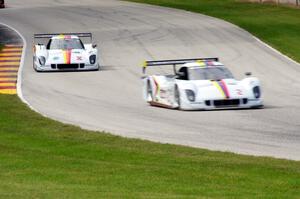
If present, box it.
[142,58,263,110]
[33,33,99,72]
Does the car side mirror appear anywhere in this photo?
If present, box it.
[245,72,252,76]
[92,44,97,48]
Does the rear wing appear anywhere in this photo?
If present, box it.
[142,58,219,74]
[33,32,93,44]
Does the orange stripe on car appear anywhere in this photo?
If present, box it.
[63,50,71,64]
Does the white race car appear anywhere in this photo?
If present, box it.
[33,33,99,71]
[142,58,263,110]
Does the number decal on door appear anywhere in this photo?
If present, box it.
[236,89,243,96]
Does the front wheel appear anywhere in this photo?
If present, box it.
[33,57,37,71]
[174,85,181,109]
[146,80,153,102]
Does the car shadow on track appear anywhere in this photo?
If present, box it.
[146,104,273,112]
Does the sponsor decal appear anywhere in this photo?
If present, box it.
[236,89,243,96]
[76,56,82,61]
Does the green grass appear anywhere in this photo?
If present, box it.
[0,95,300,198]
[127,0,300,63]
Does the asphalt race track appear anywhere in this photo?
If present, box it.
[1,0,300,160]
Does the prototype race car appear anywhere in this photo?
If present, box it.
[33,33,99,72]
[0,0,5,8]
[142,58,263,110]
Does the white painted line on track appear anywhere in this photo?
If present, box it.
[252,36,300,67]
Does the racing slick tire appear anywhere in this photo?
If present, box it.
[174,85,181,109]
[147,80,154,103]
[33,57,39,72]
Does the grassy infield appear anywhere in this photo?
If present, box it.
[1,1,300,198]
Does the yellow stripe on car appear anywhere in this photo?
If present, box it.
[212,81,226,99]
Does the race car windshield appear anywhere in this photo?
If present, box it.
[188,67,234,80]
[48,38,84,50]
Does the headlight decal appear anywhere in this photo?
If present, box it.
[253,86,261,98]
[89,55,96,64]
[185,89,196,102]
[38,56,46,65]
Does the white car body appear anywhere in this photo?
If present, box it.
[142,58,263,110]
[33,33,99,71]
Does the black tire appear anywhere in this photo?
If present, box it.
[33,57,40,72]
[147,80,153,102]
[33,57,36,70]
[174,85,181,109]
